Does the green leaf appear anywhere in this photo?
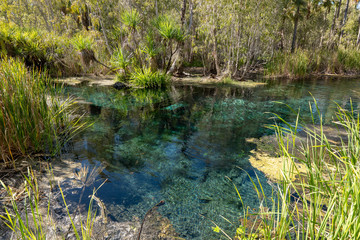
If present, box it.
[212,226,220,233]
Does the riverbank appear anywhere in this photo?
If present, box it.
[0,157,180,239]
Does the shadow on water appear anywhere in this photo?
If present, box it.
[60,77,360,239]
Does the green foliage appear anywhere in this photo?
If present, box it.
[0,57,84,164]
[111,47,132,75]
[130,67,170,88]
[266,48,360,77]
[142,33,159,59]
[265,50,311,78]
[337,47,360,72]
[155,16,185,42]
[0,21,69,73]
[121,9,141,31]
[2,0,360,77]
[183,59,204,68]
[72,34,94,51]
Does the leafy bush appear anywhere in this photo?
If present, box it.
[121,9,141,31]
[154,16,185,42]
[0,21,83,76]
[110,47,132,77]
[72,34,94,51]
[130,67,169,88]
[337,47,360,72]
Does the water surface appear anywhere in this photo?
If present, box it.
[61,77,360,239]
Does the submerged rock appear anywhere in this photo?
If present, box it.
[113,82,128,90]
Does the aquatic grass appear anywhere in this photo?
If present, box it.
[213,99,360,239]
[0,57,84,165]
[130,67,170,88]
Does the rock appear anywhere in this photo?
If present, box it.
[112,82,128,90]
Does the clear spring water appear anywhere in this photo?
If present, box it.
[61,77,360,239]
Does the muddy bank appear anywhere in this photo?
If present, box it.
[247,124,349,182]
[55,74,266,89]
[172,76,267,88]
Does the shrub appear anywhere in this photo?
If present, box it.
[265,50,311,78]
[266,48,360,77]
[71,34,94,51]
[121,9,141,31]
[130,67,169,88]
[337,47,360,72]
[110,47,132,77]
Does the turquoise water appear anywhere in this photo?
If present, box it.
[62,77,360,239]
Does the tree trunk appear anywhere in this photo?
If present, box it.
[168,0,187,75]
[212,27,221,75]
[279,16,286,50]
[155,0,158,16]
[339,0,350,41]
[357,16,360,47]
[331,0,342,33]
[291,5,300,53]
[180,0,187,27]
[96,4,112,55]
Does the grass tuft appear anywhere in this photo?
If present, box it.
[130,67,170,88]
[0,57,84,165]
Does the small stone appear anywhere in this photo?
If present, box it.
[113,82,127,90]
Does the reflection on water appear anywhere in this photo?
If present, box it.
[62,78,360,239]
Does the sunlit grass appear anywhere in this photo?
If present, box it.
[0,57,85,165]
[214,99,360,239]
[266,49,360,78]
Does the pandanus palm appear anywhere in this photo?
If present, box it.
[154,16,185,72]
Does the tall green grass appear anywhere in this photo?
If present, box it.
[266,48,360,78]
[215,100,360,239]
[0,57,84,165]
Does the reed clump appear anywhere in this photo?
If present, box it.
[215,101,360,239]
[266,49,360,78]
[0,57,83,165]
